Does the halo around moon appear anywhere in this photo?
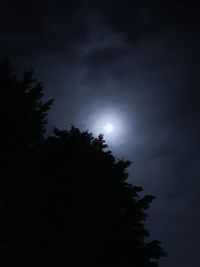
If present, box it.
[88,108,126,145]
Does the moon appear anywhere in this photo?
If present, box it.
[104,123,114,133]
[87,107,127,145]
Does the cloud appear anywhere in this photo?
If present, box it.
[83,46,128,69]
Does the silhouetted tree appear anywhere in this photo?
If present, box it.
[1,60,166,266]
[1,58,53,151]
[40,127,166,266]
[1,58,53,266]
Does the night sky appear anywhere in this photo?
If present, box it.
[1,1,200,266]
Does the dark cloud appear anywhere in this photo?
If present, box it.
[98,0,199,37]
[0,0,88,61]
[83,46,128,69]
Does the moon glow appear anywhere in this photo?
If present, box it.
[104,123,114,133]
[87,108,127,145]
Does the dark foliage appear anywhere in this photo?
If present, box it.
[1,59,53,266]
[1,60,166,266]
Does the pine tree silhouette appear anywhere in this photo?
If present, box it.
[1,58,53,266]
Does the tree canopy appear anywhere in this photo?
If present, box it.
[1,59,166,266]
